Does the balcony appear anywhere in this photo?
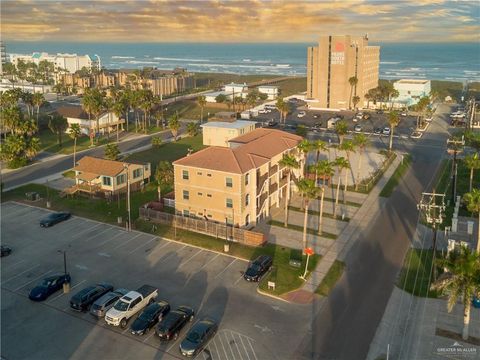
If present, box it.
[256,172,268,195]
[268,164,278,177]
[269,182,278,194]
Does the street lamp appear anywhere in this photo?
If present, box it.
[57,249,70,293]
[123,163,131,231]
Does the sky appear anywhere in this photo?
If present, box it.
[1,0,479,43]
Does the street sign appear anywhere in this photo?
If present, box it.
[304,247,314,256]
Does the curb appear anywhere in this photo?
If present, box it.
[256,287,291,303]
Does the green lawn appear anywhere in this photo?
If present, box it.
[431,80,464,102]
[288,206,350,221]
[315,260,345,296]
[268,219,337,239]
[258,250,320,296]
[380,154,412,197]
[278,77,307,97]
[397,248,440,298]
[126,135,205,172]
[38,130,109,155]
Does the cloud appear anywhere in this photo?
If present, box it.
[1,0,478,42]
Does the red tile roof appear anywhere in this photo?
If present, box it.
[74,156,126,177]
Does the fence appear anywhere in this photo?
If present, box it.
[163,198,175,208]
[357,151,397,193]
[139,207,266,247]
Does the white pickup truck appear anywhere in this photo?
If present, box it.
[105,285,158,328]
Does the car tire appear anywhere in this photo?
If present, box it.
[120,318,128,328]
[148,298,154,305]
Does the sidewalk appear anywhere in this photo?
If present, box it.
[301,153,402,293]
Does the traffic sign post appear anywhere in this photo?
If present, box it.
[300,247,314,280]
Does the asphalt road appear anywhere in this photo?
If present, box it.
[296,103,453,360]
[1,129,175,191]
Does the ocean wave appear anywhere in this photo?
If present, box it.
[111,56,135,59]
[380,61,400,65]
[126,60,159,65]
[153,57,210,62]
[243,59,251,62]
[276,64,291,68]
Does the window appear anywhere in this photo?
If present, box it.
[226,177,233,187]
[183,190,189,200]
[133,168,143,178]
[245,194,250,206]
[182,170,189,180]
[102,176,111,186]
[116,174,126,185]
[197,172,202,176]
[245,214,250,226]
[183,209,190,217]
[207,194,212,198]
[207,214,212,218]
[245,173,250,186]
[226,198,233,208]
[198,192,203,196]
[207,173,212,177]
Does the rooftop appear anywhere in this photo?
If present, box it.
[173,128,302,174]
[200,120,257,129]
[56,105,91,120]
[258,85,279,90]
[74,156,127,177]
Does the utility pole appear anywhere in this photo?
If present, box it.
[417,190,445,281]
[446,135,465,204]
[123,163,131,231]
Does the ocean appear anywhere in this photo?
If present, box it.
[5,42,480,82]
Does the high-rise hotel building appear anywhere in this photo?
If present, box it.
[307,35,380,110]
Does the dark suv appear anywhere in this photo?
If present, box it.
[243,255,273,282]
[156,306,195,341]
[70,283,113,312]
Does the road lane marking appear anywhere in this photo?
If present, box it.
[215,259,236,279]
[13,270,53,292]
[0,264,41,285]
[178,249,203,268]
[128,236,158,255]
[113,233,143,249]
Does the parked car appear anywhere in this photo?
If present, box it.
[382,127,391,135]
[40,212,71,227]
[313,114,320,119]
[156,306,195,341]
[352,116,358,123]
[362,113,371,120]
[243,255,273,282]
[473,296,480,309]
[70,283,114,312]
[267,119,278,127]
[130,300,170,336]
[410,131,422,139]
[374,127,382,135]
[401,111,408,117]
[297,111,306,118]
[356,112,363,119]
[354,124,362,132]
[90,288,129,318]
[105,285,158,328]
[1,245,12,257]
[179,318,218,357]
[258,108,267,114]
[29,274,71,301]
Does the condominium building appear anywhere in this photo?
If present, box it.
[200,120,257,147]
[0,41,7,74]
[394,79,431,106]
[11,52,101,74]
[307,35,380,110]
[173,128,303,227]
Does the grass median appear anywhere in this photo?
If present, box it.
[268,219,337,239]
[379,154,412,197]
[288,206,350,222]
[315,260,345,296]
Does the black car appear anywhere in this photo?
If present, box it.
[376,109,384,114]
[156,306,195,341]
[179,318,217,357]
[1,245,12,257]
[29,273,71,301]
[243,255,273,282]
[40,212,71,227]
[131,300,170,335]
[70,283,113,312]
[373,127,382,135]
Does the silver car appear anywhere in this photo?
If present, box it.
[90,289,129,318]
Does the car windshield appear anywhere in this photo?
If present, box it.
[40,279,52,286]
[186,331,201,343]
[139,306,158,321]
[250,263,262,272]
[114,300,129,311]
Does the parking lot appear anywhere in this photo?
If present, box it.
[254,99,422,139]
[1,202,315,360]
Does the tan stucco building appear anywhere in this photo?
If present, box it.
[200,120,257,147]
[173,129,303,227]
[307,35,380,110]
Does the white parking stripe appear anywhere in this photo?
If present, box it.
[1,259,26,272]
[96,231,127,247]
[142,330,156,343]
[178,249,203,268]
[0,264,41,285]
[47,280,86,303]
[247,338,258,360]
[233,275,244,286]
[238,333,251,360]
[215,259,236,279]
[70,223,102,239]
[230,331,243,360]
[222,331,237,360]
[218,333,231,360]
[13,270,53,292]
[199,254,220,271]
[84,226,113,242]
[128,236,158,255]
[211,338,222,360]
[113,233,143,249]
[2,205,29,218]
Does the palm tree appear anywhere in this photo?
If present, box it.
[310,139,328,173]
[112,92,127,143]
[390,89,399,110]
[168,112,180,141]
[352,95,360,110]
[463,189,480,253]
[464,154,480,193]
[48,114,68,146]
[297,139,312,177]
[315,160,334,234]
[348,76,358,110]
[155,161,174,202]
[333,157,349,218]
[32,92,44,130]
[104,143,120,160]
[388,111,400,151]
[353,133,369,191]
[334,120,348,145]
[338,140,355,193]
[296,178,320,250]
[197,95,207,123]
[68,123,82,168]
[187,122,199,136]
[431,245,480,340]
[279,154,300,227]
